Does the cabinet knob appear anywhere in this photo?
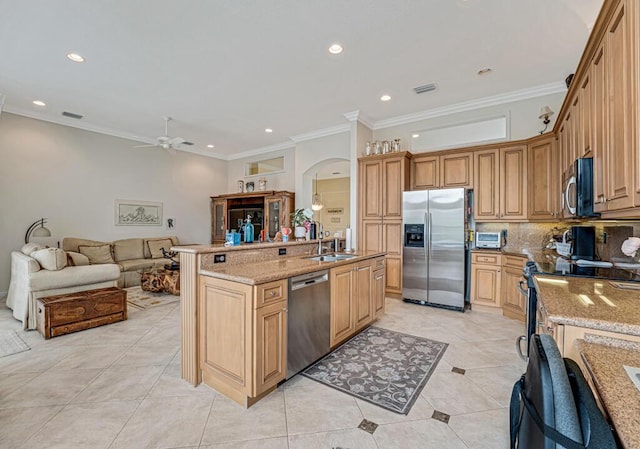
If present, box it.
[270,291,276,296]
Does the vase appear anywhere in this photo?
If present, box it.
[294,226,306,241]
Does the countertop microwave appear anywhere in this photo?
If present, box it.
[476,232,502,249]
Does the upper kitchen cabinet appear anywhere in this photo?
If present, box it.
[555,0,638,217]
[474,145,527,221]
[358,152,411,296]
[412,151,473,190]
[528,135,559,220]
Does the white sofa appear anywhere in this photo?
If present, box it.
[6,246,120,330]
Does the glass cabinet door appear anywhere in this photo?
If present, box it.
[212,199,227,242]
[266,198,281,238]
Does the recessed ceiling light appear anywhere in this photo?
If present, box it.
[477,68,492,75]
[66,52,85,63]
[328,44,343,55]
[207,144,215,148]
[265,128,273,133]
[412,134,420,138]
[380,95,391,102]
[32,100,46,107]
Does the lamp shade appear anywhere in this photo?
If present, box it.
[25,218,52,243]
[538,106,554,119]
[32,226,51,238]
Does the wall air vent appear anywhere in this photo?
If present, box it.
[413,83,437,94]
[62,111,84,119]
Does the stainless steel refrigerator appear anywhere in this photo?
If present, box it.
[402,188,466,311]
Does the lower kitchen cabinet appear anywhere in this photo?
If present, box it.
[330,256,385,347]
[470,251,502,308]
[198,276,287,406]
[501,255,528,321]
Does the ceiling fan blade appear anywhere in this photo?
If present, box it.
[133,144,157,148]
[170,137,185,145]
[166,146,177,155]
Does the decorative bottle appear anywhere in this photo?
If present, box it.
[243,215,254,243]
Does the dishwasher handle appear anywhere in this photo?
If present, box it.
[290,270,329,291]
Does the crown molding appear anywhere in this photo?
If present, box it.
[343,110,374,129]
[373,81,567,130]
[290,123,350,143]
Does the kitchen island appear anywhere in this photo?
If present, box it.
[172,240,386,407]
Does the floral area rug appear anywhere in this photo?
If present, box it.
[0,329,30,358]
[302,326,448,414]
[125,286,179,310]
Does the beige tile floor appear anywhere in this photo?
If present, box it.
[0,298,526,449]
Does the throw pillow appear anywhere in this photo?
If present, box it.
[31,248,67,271]
[78,244,115,264]
[147,238,173,259]
[21,243,45,256]
[66,251,90,267]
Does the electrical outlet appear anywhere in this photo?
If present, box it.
[278,248,287,255]
[213,254,226,263]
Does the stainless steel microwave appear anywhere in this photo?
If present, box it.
[476,232,502,249]
[562,158,599,218]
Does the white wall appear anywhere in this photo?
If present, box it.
[226,147,296,194]
[0,113,227,293]
[372,92,565,153]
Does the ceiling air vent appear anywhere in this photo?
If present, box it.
[413,83,437,94]
[62,111,84,119]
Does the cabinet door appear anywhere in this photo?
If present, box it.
[383,221,402,257]
[385,257,402,294]
[604,1,635,211]
[382,158,404,218]
[360,160,382,219]
[500,145,527,220]
[354,261,373,330]
[412,155,439,190]
[440,152,473,188]
[473,149,500,220]
[373,265,386,319]
[470,264,501,308]
[265,197,282,239]
[211,199,227,243]
[528,138,557,220]
[330,265,354,347]
[501,255,527,322]
[592,43,608,211]
[253,300,287,396]
[360,220,383,252]
[199,276,253,394]
[579,72,592,158]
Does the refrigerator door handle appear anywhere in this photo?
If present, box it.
[428,212,433,258]
[424,212,429,260]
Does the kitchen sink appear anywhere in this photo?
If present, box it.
[304,253,357,262]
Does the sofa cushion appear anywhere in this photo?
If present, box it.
[146,238,173,259]
[21,243,45,256]
[31,248,67,271]
[62,237,108,253]
[78,244,115,264]
[66,251,90,267]
[118,258,156,272]
[29,264,120,291]
[143,236,178,258]
[113,238,145,262]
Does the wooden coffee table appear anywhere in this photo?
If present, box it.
[141,268,180,295]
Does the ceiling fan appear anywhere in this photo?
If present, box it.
[133,117,193,153]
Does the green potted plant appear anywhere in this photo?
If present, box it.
[290,208,313,240]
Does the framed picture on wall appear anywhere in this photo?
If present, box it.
[115,199,163,226]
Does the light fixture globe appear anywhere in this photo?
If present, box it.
[311,173,324,211]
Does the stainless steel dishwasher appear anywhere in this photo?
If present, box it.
[286,269,330,379]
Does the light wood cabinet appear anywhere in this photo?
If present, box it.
[198,276,287,406]
[358,152,410,296]
[528,136,559,220]
[501,255,528,322]
[330,257,385,347]
[411,151,473,190]
[592,43,608,212]
[470,251,502,308]
[473,145,527,221]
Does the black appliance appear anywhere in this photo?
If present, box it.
[516,262,539,360]
[571,226,595,260]
[404,224,425,247]
[562,158,599,218]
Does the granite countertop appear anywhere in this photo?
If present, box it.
[172,239,318,254]
[199,251,386,285]
[576,339,640,449]
[533,275,640,336]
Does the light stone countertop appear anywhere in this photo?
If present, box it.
[576,339,640,449]
[198,251,386,285]
[172,239,319,254]
[533,275,640,336]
